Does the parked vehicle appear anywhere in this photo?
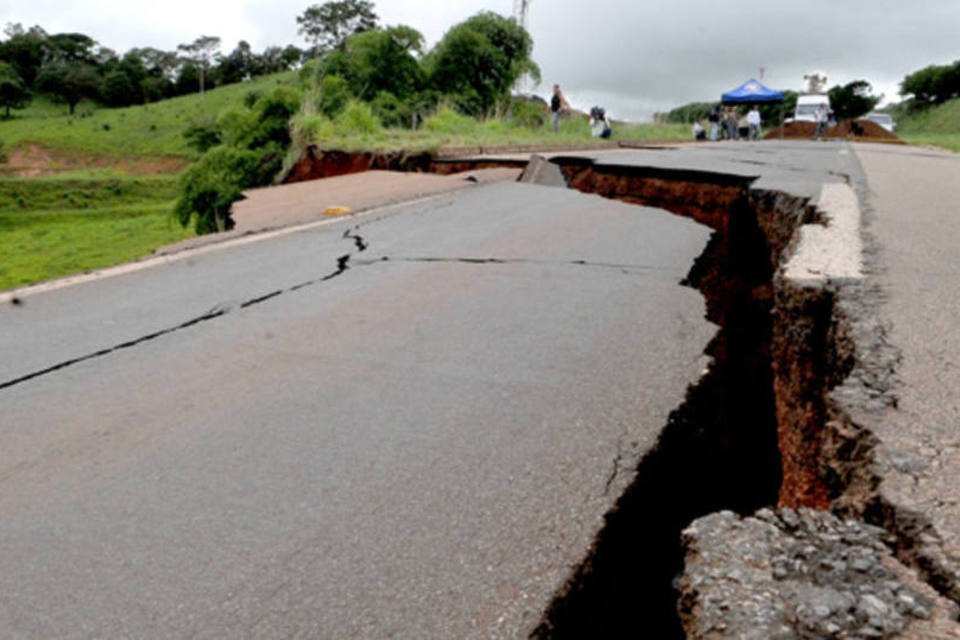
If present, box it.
[864,112,895,132]
[793,94,831,123]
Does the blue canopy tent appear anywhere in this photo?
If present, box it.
[721,78,784,103]
[721,78,786,138]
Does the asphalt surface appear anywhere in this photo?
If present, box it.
[852,143,960,582]
[1,179,714,637]
[2,140,917,638]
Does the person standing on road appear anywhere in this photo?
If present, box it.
[550,84,570,133]
[708,104,721,141]
[814,103,829,140]
[747,106,762,140]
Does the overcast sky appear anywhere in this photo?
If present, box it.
[2,0,958,120]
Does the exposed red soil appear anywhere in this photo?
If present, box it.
[766,119,901,142]
[2,144,189,177]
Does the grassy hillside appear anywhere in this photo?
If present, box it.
[896,99,960,152]
[0,72,299,161]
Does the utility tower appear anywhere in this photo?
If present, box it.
[514,0,531,31]
[513,0,532,94]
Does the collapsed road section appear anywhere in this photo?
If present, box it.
[521,155,960,637]
[522,155,960,638]
[281,146,960,636]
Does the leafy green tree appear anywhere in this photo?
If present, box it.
[45,32,98,64]
[901,60,960,105]
[99,52,151,106]
[827,80,881,120]
[0,23,48,87]
[257,45,304,74]
[127,47,178,101]
[0,61,31,117]
[177,35,221,95]
[339,26,424,101]
[297,0,378,54]
[36,60,100,114]
[426,12,539,116]
[217,40,255,85]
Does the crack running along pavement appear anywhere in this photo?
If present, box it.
[0,226,674,392]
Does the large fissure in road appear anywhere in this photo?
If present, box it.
[284,150,948,634]
[527,158,818,637]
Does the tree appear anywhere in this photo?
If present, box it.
[98,52,151,106]
[217,40,255,85]
[901,60,960,105]
[338,26,424,101]
[36,59,100,114]
[177,35,221,95]
[0,23,48,87]
[426,12,539,116]
[45,32,98,64]
[827,80,882,121]
[0,61,31,117]
[257,45,303,75]
[297,0,378,54]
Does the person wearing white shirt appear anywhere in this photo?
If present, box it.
[747,106,762,140]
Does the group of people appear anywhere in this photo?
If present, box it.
[699,104,763,141]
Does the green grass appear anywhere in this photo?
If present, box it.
[295,107,690,153]
[897,99,960,153]
[0,72,299,160]
[0,175,190,290]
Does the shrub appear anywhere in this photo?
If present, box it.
[291,112,337,148]
[509,99,547,129]
[316,74,352,118]
[422,105,477,134]
[173,146,261,234]
[183,119,222,153]
[335,100,382,135]
[371,91,413,128]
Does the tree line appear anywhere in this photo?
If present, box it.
[0,24,304,116]
[900,59,960,106]
[0,0,538,121]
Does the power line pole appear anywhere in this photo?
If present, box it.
[513,0,532,94]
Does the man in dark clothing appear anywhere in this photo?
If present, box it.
[551,84,569,133]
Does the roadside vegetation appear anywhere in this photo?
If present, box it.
[893,99,960,152]
[0,1,717,289]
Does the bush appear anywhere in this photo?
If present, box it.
[335,100,382,135]
[371,91,413,128]
[316,74,352,118]
[291,112,337,147]
[422,105,477,134]
[183,119,223,153]
[509,98,547,129]
[173,146,261,234]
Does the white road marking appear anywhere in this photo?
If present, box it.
[782,182,863,283]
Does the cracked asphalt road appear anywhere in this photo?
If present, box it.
[0,180,715,637]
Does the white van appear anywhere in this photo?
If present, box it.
[793,94,831,123]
